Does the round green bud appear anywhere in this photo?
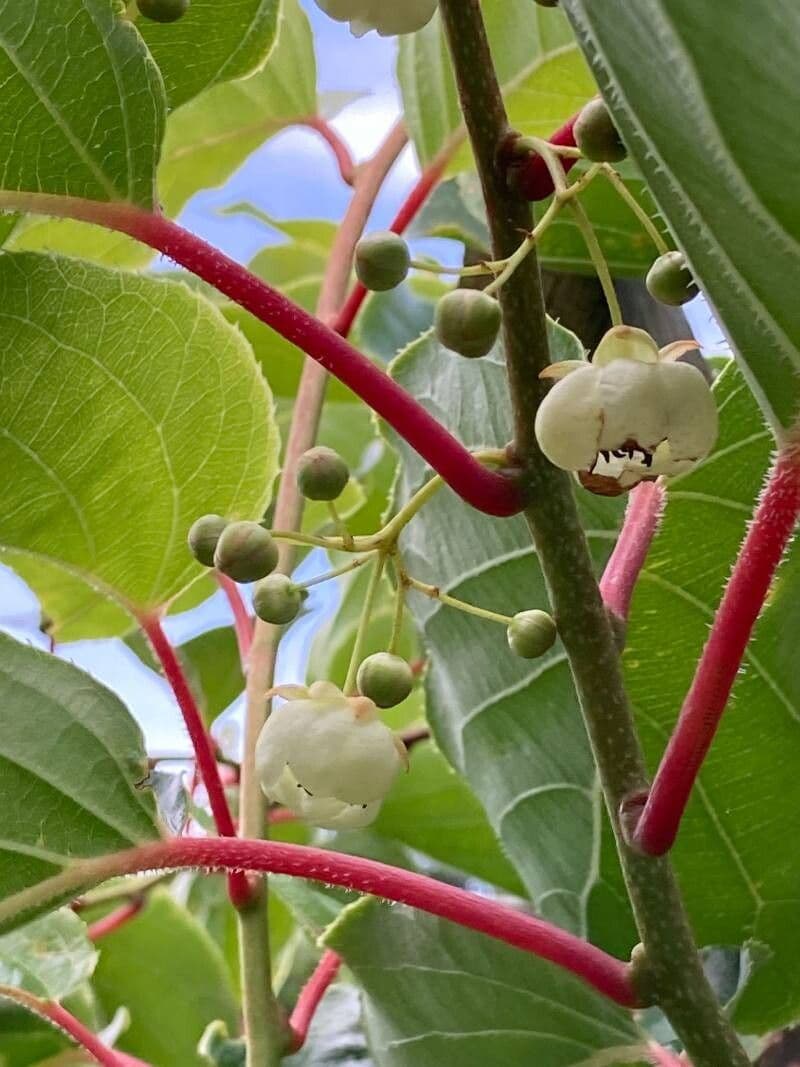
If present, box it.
[137,0,190,22]
[357,653,414,709]
[188,514,228,568]
[574,98,627,163]
[296,446,350,501]
[355,231,410,291]
[213,521,279,583]
[507,610,557,659]
[645,251,699,307]
[253,574,307,626]
[434,289,502,359]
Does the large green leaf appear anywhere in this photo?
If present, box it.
[398,1,594,167]
[412,169,665,278]
[615,364,800,1033]
[135,0,280,110]
[0,0,164,207]
[284,985,371,1067]
[388,328,624,934]
[561,0,800,435]
[92,891,238,1067]
[158,0,317,217]
[0,910,96,1001]
[0,633,161,927]
[373,742,525,896]
[325,899,644,1066]
[0,254,277,639]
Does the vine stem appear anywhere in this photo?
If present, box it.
[301,117,357,186]
[86,897,145,941]
[599,481,665,622]
[288,950,343,1051]
[0,188,518,519]
[634,442,800,855]
[1,838,640,1009]
[237,121,430,1067]
[215,572,254,667]
[438,3,749,1064]
[137,612,251,908]
[0,986,151,1067]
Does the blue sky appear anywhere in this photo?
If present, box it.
[0,2,723,753]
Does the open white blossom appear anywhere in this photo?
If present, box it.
[314,0,438,36]
[534,326,718,496]
[255,681,407,829]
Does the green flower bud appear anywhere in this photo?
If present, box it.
[574,98,627,163]
[645,251,699,307]
[435,289,502,359]
[357,652,414,709]
[253,574,307,625]
[187,514,228,568]
[355,231,410,291]
[137,0,190,22]
[296,446,350,501]
[213,521,279,583]
[507,610,557,659]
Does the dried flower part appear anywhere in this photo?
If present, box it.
[314,0,438,36]
[535,327,717,495]
[256,681,406,829]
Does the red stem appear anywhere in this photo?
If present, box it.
[301,117,357,186]
[599,481,665,621]
[0,988,151,1067]
[633,445,800,855]
[331,151,449,338]
[6,193,520,518]
[86,898,144,941]
[80,837,641,1008]
[288,949,342,1051]
[138,613,251,907]
[508,114,580,201]
[215,572,254,667]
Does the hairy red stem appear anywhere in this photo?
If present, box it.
[86,898,144,941]
[138,613,251,907]
[634,445,800,855]
[288,949,342,1050]
[71,838,640,1008]
[215,572,254,667]
[302,117,357,186]
[2,193,520,517]
[600,481,665,621]
[509,114,580,201]
[0,987,151,1067]
[331,151,449,338]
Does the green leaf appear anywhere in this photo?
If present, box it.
[352,282,441,364]
[0,632,161,928]
[6,217,154,271]
[0,253,278,639]
[388,328,624,934]
[398,1,593,168]
[284,985,372,1067]
[158,0,317,217]
[413,170,665,278]
[614,363,800,1033]
[325,899,644,1066]
[135,0,279,110]
[0,0,164,207]
[0,1004,69,1067]
[0,910,97,1001]
[373,742,525,896]
[92,891,238,1067]
[561,0,800,433]
[127,626,242,728]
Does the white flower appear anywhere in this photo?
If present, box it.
[314,0,438,37]
[534,326,718,496]
[255,681,408,829]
